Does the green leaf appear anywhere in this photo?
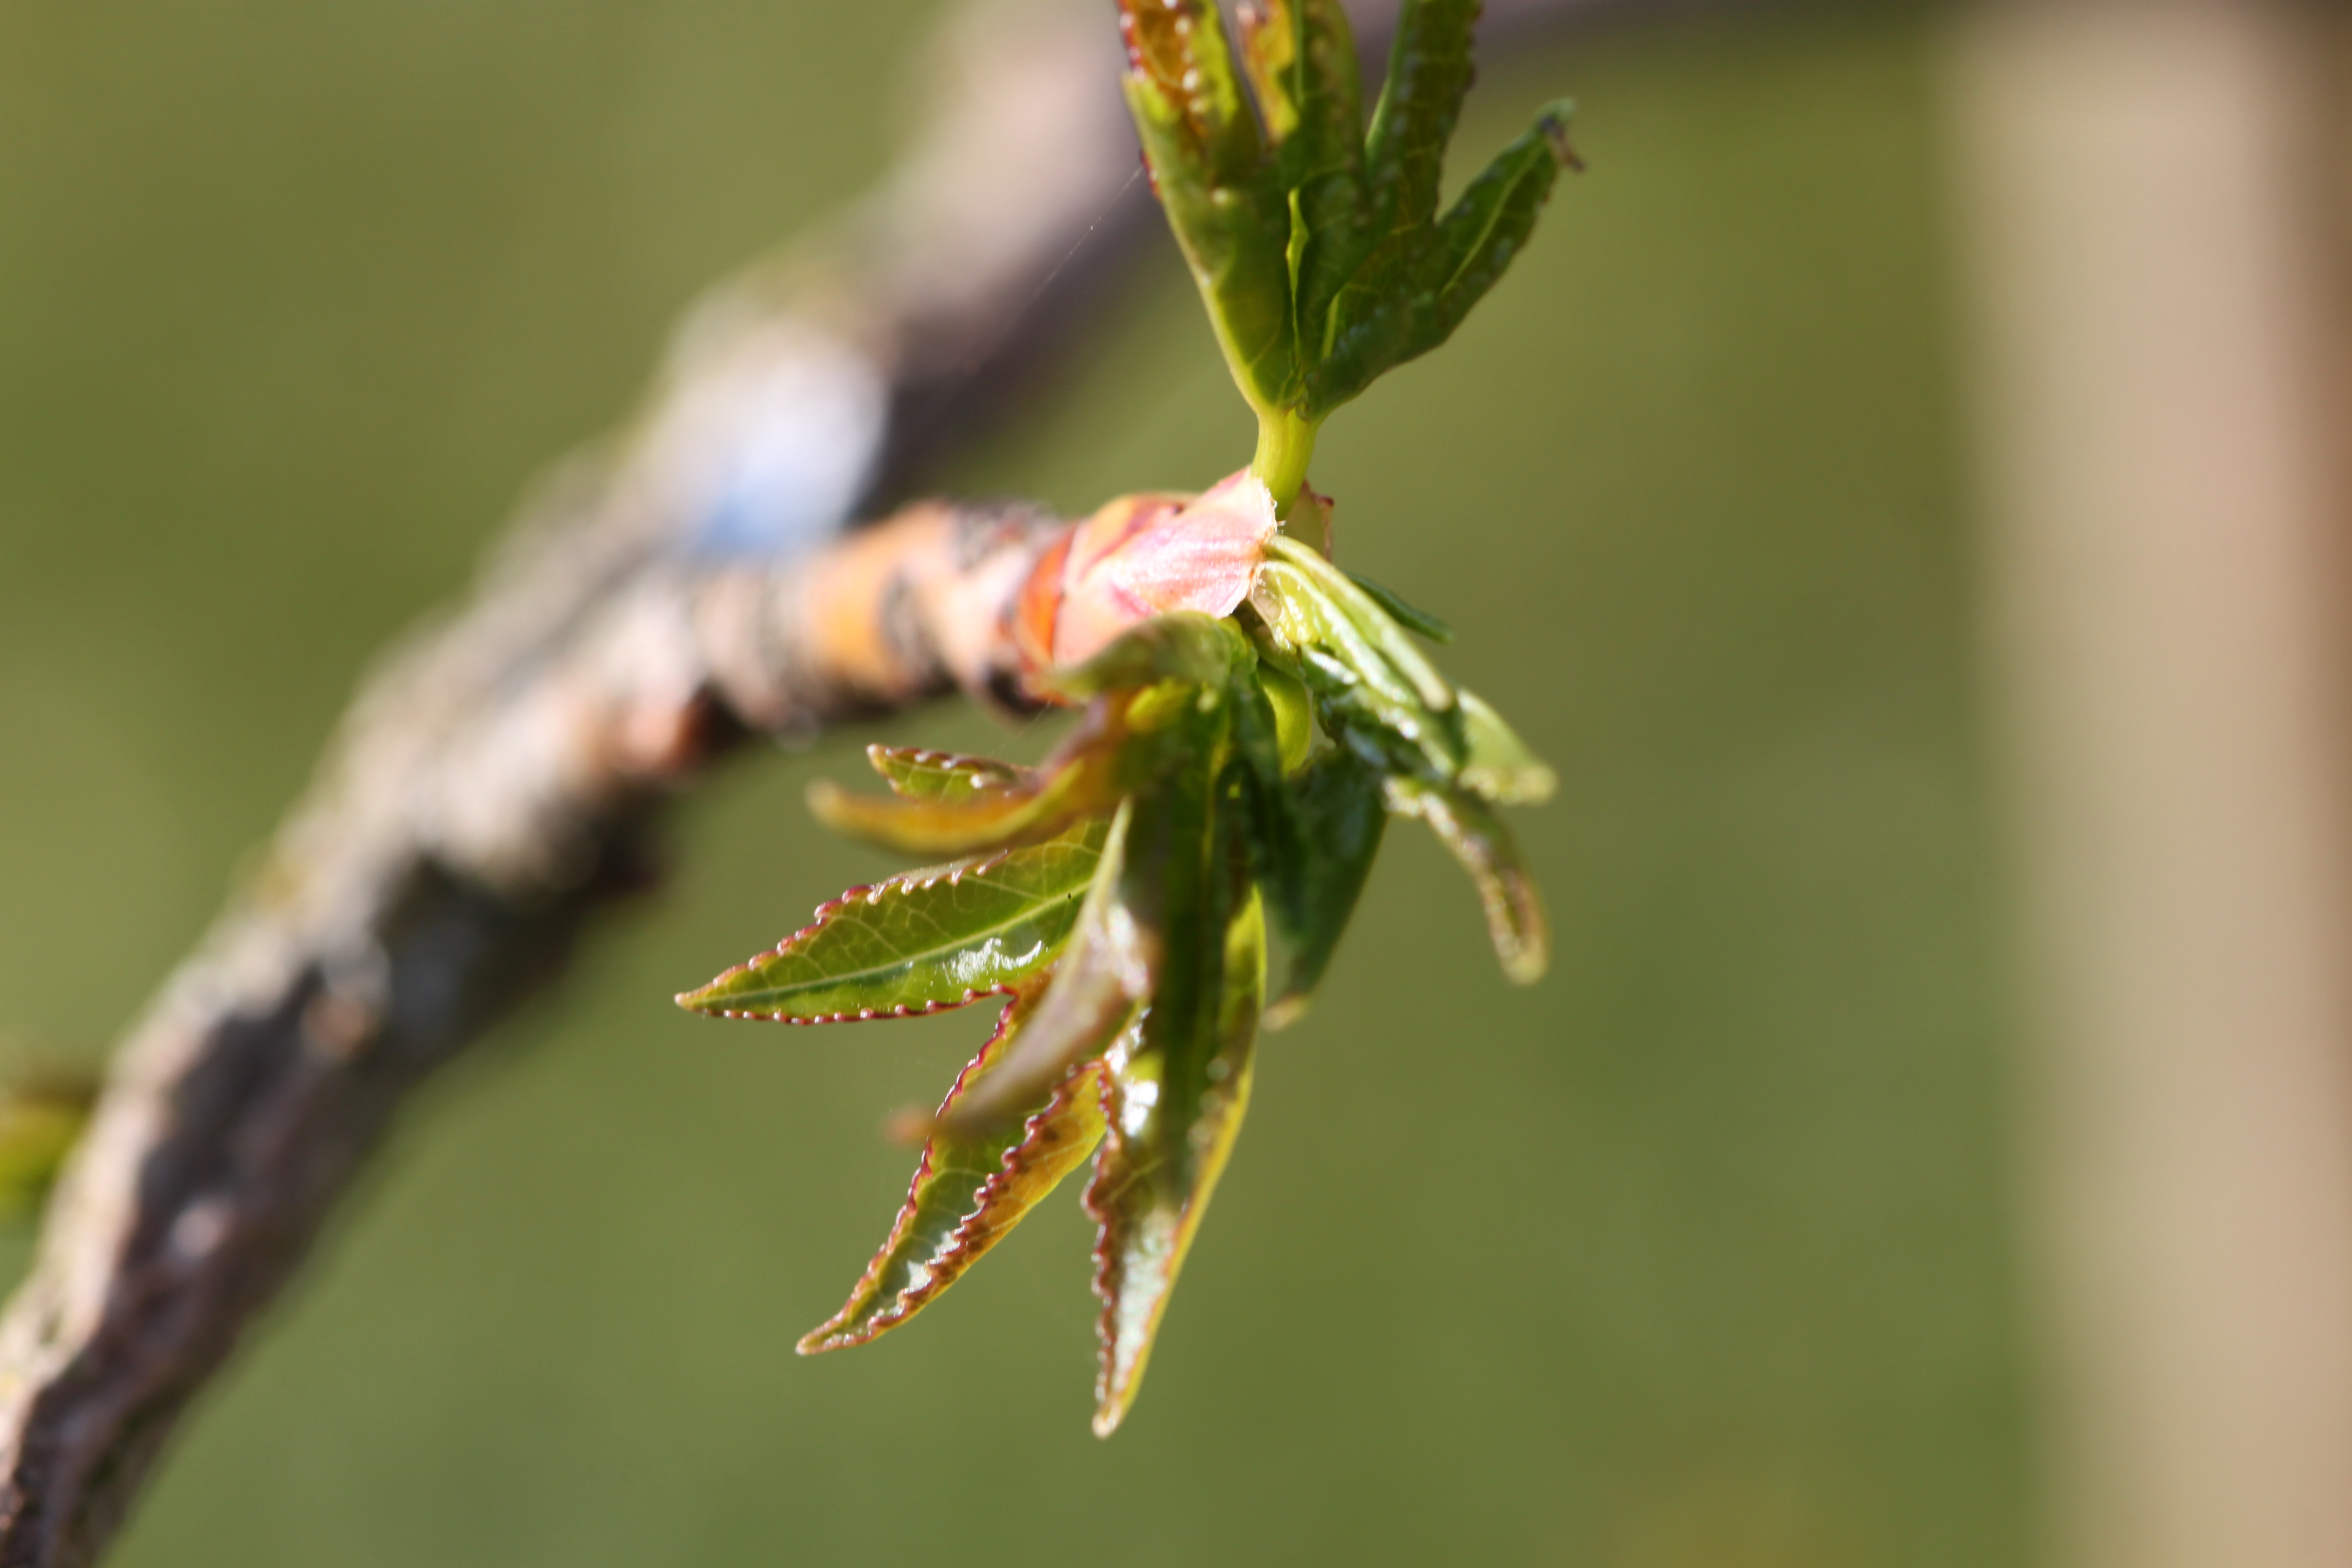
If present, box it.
[1261,747,1387,1028]
[1343,570,1453,643]
[1386,776,1549,983]
[1117,741,1239,1195]
[1400,100,1576,365]
[865,745,1029,803]
[1251,553,1464,782]
[799,989,1107,1353]
[1257,655,1313,773]
[1237,0,1370,356]
[1085,892,1265,1436]
[936,803,1150,1136]
[1119,0,1293,416]
[675,822,1108,1023]
[1457,689,1557,805]
[1364,0,1482,243]
[809,670,1206,858]
[1267,537,1452,710]
[1310,101,1575,412]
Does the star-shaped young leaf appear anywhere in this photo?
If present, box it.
[1119,0,1579,504]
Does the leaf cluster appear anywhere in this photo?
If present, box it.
[680,552,1550,1434]
[1118,0,1578,496]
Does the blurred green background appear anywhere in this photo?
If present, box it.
[0,1,2033,1563]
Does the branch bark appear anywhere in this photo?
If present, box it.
[0,0,1711,1560]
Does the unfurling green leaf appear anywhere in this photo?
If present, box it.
[1364,0,1482,243]
[1457,689,1557,805]
[800,989,1107,1353]
[675,821,1106,1022]
[1122,0,1577,495]
[1086,893,1265,1436]
[1311,100,1577,414]
[1344,569,1453,643]
[1118,0,1293,417]
[1386,776,1549,983]
[1260,747,1387,1027]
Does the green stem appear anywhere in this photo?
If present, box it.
[1250,408,1322,518]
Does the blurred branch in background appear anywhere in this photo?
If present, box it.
[0,0,1656,1562]
[1947,3,2352,1566]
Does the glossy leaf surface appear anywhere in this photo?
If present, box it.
[1117,0,1291,416]
[935,804,1149,1135]
[1086,894,1265,1435]
[800,990,1107,1353]
[1260,747,1387,1026]
[1315,101,1576,411]
[865,745,1029,803]
[675,823,1105,1022]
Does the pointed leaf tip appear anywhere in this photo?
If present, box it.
[677,824,1105,1022]
[1086,895,1265,1436]
[799,990,1109,1354]
[1386,777,1549,984]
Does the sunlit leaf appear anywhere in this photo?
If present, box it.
[799,989,1108,1353]
[865,746,1030,803]
[1401,101,1577,364]
[1118,737,1239,1191]
[1312,101,1576,412]
[936,804,1149,1135]
[1236,0,1369,353]
[1364,0,1481,244]
[675,822,1106,1022]
[1457,689,1556,805]
[810,686,1176,858]
[1386,776,1548,983]
[1266,537,1452,710]
[1085,893,1265,1436]
[1118,0,1293,415]
[1344,569,1453,643]
[1252,558,1463,782]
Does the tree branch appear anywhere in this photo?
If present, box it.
[0,0,1726,1561]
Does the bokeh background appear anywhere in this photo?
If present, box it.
[11,0,2338,1564]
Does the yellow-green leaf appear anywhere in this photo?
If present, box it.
[1457,689,1557,805]
[1386,776,1548,983]
[864,745,1029,803]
